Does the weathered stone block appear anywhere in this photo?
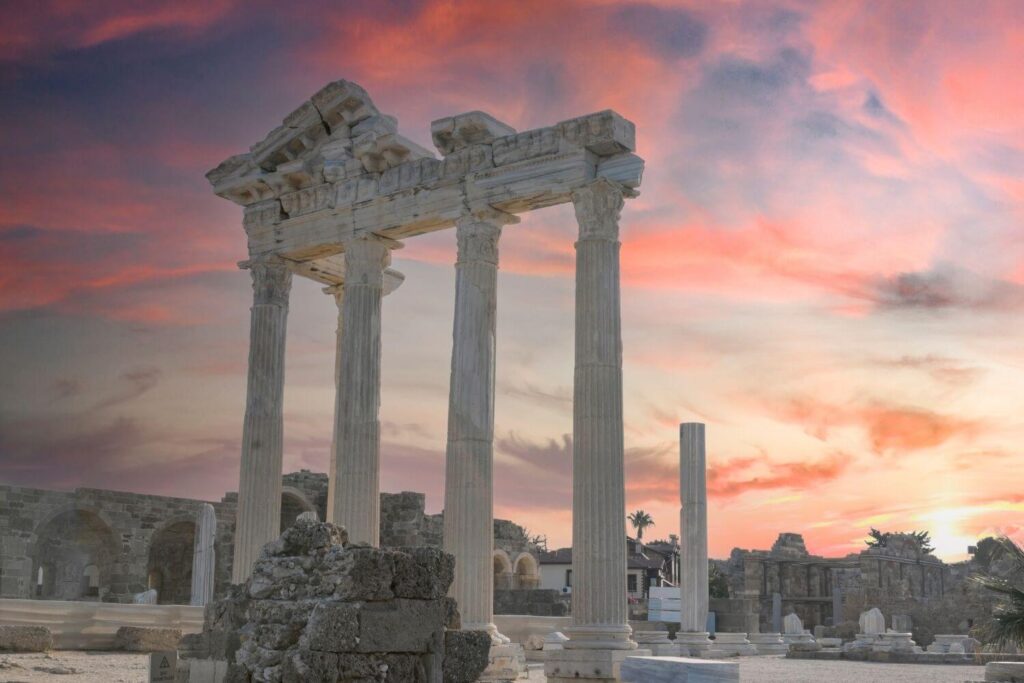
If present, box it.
[336,653,426,681]
[392,546,455,599]
[0,625,52,652]
[114,626,182,652]
[358,599,446,653]
[303,602,360,653]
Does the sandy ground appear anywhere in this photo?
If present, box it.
[0,652,149,682]
[0,653,988,682]
[526,656,987,682]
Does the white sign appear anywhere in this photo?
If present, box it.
[150,650,177,682]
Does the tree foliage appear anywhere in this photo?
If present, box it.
[971,536,1024,649]
[864,528,934,554]
[627,510,655,540]
[709,562,729,599]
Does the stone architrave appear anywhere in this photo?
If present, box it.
[442,209,518,651]
[189,504,216,606]
[232,258,292,582]
[331,234,398,546]
[547,179,651,682]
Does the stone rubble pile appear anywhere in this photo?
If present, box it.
[186,516,490,682]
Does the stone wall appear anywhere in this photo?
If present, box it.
[494,589,569,617]
[0,484,236,604]
[0,471,542,607]
[718,531,983,640]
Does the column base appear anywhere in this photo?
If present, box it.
[545,648,653,682]
[747,632,789,654]
[563,624,638,650]
[632,629,681,656]
[477,641,527,682]
[675,631,713,657]
[708,632,758,656]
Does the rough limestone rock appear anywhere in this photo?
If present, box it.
[114,626,182,652]
[209,516,486,683]
[442,631,490,683]
[0,626,53,652]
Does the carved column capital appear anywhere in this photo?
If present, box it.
[323,283,345,308]
[342,234,399,286]
[572,177,626,241]
[455,209,517,265]
[247,257,292,307]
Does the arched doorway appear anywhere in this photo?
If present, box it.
[147,520,196,605]
[493,550,513,590]
[513,553,540,590]
[280,488,316,533]
[30,508,117,601]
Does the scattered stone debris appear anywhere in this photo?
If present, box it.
[32,664,79,674]
[0,626,53,653]
[185,516,490,682]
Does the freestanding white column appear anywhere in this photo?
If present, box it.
[548,178,648,683]
[231,258,291,583]
[325,284,344,519]
[443,211,514,638]
[331,234,396,546]
[677,422,713,655]
[190,503,216,606]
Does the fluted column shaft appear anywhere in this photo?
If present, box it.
[680,422,709,633]
[326,285,344,519]
[567,178,635,650]
[443,212,514,638]
[190,504,217,606]
[331,235,393,546]
[232,259,292,582]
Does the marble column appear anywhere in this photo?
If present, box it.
[549,179,646,682]
[331,234,396,546]
[325,284,344,520]
[443,210,516,641]
[231,258,292,583]
[678,422,713,654]
[190,504,216,606]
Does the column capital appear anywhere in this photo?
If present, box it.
[455,210,515,266]
[342,234,401,284]
[244,256,292,307]
[323,283,345,307]
[571,177,627,241]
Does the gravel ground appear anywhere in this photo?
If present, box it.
[527,656,987,682]
[0,653,988,682]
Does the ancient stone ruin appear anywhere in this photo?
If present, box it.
[184,516,490,682]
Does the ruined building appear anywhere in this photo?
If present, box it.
[0,471,542,605]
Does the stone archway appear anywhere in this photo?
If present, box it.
[513,552,540,590]
[280,487,316,533]
[493,550,514,591]
[147,520,196,605]
[30,508,117,601]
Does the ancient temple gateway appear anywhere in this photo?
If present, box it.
[207,80,645,680]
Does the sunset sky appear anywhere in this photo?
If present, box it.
[2,0,1023,562]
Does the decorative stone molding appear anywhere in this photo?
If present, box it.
[248,258,292,307]
[571,178,626,241]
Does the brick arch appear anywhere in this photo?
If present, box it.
[29,506,118,601]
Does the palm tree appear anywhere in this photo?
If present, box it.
[628,510,655,540]
[972,536,1024,649]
